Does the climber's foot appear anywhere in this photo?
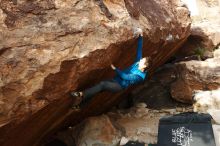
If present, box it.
[72,98,88,110]
[70,91,82,98]
[72,100,87,110]
[70,91,83,110]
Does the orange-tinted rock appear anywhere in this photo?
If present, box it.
[74,115,120,146]
[0,0,190,145]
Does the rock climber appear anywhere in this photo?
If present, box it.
[70,28,150,108]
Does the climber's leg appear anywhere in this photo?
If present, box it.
[70,80,122,108]
[83,80,122,102]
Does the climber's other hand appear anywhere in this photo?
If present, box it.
[133,27,143,38]
[111,64,116,70]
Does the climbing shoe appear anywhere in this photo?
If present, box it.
[72,101,85,110]
[70,91,83,110]
[70,91,81,97]
[71,98,87,110]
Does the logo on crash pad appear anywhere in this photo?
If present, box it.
[172,127,193,146]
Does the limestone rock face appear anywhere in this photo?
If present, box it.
[171,48,220,103]
[0,0,190,145]
[191,0,220,48]
[177,0,220,58]
[167,0,220,103]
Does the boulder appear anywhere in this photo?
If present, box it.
[170,48,220,103]
[177,0,220,58]
[74,115,121,146]
[193,88,220,124]
[149,0,220,103]
[0,0,191,145]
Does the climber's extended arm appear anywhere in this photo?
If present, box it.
[134,36,143,62]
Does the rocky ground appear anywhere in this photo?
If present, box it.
[56,104,193,146]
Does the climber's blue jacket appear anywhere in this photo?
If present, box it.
[114,36,147,88]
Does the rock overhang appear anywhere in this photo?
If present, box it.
[0,0,191,145]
